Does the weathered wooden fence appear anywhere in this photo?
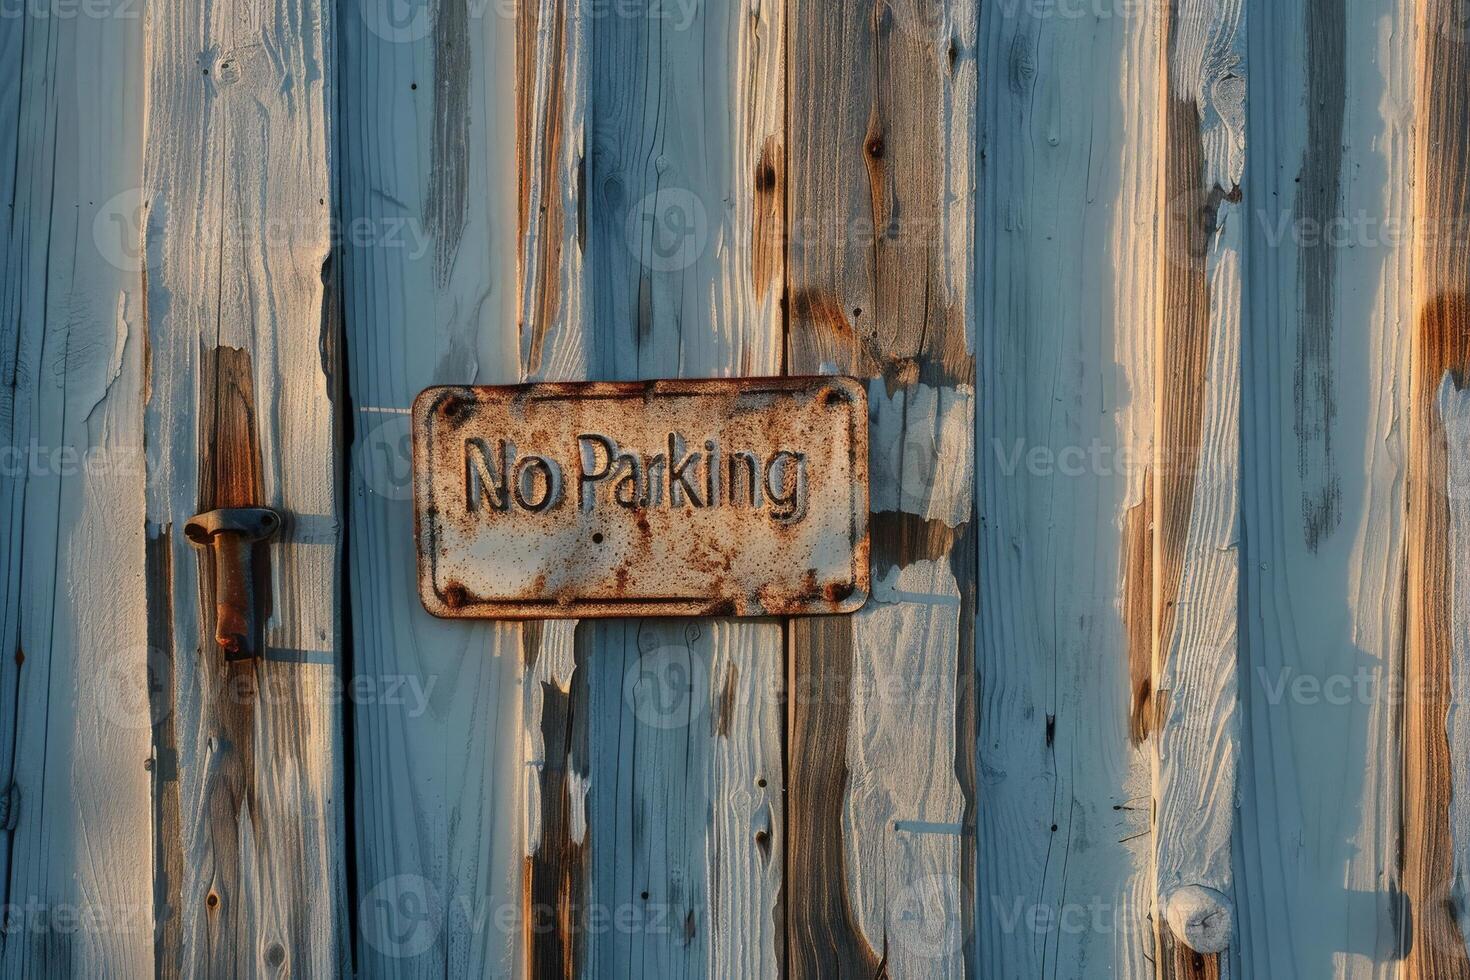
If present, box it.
[4,0,1470,976]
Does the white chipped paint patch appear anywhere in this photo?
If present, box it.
[868,380,974,529]
[523,621,580,857]
[1438,373,1470,940]
[567,760,590,846]
[845,560,966,976]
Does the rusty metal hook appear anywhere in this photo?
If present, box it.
[184,507,280,660]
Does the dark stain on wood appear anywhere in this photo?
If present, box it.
[522,622,591,978]
[1293,0,1346,552]
[784,617,883,978]
[754,136,783,301]
[714,660,737,739]
[1124,475,1153,746]
[870,511,959,570]
[788,288,880,378]
[1161,926,1222,980]
[193,346,264,960]
[147,529,184,978]
[427,0,470,288]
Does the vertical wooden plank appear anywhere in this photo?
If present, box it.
[0,3,153,974]
[975,2,1160,974]
[1405,0,1470,973]
[337,0,529,972]
[786,0,977,975]
[580,0,786,967]
[516,0,593,975]
[1236,0,1413,974]
[1154,0,1245,974]
[519,0,788,975]
[141,0,347,971]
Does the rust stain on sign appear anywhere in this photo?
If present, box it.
[412,377,870,619]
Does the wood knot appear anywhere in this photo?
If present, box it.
[1164,884,1233,954]
[866,136,886,160]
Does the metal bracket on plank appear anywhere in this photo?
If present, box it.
[185,507,280,661]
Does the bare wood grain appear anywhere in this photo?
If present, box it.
[141,0,347,970]
[786,0,977,974]
[1153,0,1245,973]
[1404,2,1470,973]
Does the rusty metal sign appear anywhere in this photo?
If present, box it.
[412,377,870,619]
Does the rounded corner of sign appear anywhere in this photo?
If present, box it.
[412,385,468,421]
[835,584,870,615]
[832,375,869,405]
[417,580,459,620]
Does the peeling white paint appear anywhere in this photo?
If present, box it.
[523,620,579,858]
[567,759,591,846]
[845,559,965,977]
[868,380,974,528]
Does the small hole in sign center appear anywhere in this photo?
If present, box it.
[592,533,604,544]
